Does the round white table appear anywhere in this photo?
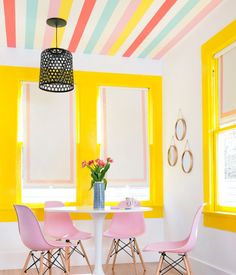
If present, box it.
[45,206,152,275]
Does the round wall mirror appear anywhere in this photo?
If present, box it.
[175,118,187,141]
[168,145,178,166]
[181,150,193,173]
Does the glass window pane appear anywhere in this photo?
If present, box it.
[218,129,236,207]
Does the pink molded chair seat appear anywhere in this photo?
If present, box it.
[104,200,146,274]
[144,239,191,254]
[44,201,92,241]
[14,204,70,274]
[104,200,145,239]
[62,229,91,241]
[44,201,92,272]
[143,204,204,275]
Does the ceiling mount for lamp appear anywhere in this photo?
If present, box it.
[39,17,74,93]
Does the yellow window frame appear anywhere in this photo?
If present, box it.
[202,19,236,232]
[0,67,163,221]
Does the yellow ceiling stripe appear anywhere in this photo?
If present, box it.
[50,0,74,48]
[108,0,154,56]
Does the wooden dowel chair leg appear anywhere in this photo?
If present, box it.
[39,252,44,275]
[184,254,192,275]
[112,239,119,270]
[130,238,138,275]
[134,238,146,271]
[105,239,115,271]
[48,250,52,275]
[156,253,164,275]
[65,246,70,272]
[21,252,32,275]
[80,241,93,273]
[186,254,193,274]
[60,250,70,275]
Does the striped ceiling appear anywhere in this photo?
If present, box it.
[0,0,221,60]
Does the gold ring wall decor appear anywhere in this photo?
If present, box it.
[168,136,178,166]
[181,140,193,173]
[175,118,187,141]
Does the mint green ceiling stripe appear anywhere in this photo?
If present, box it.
[25,0,38,49]
[139,0,198,58]
[84,0,119,54]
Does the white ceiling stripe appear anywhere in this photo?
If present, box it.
[132,0,188,57]
[60,0,84,49]
[147,0,210,58]
[15,0,26,48]
[115,0,166,56]
[76,0,108,53]
[93,0,131,54]
[0,0,7,47]
[34,0,50,49]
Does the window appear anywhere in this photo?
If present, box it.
[20,83,76,203]
[98,87,149,202]
[216,46,236,210]
[202,19,236,232]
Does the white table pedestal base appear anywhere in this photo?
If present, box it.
[92,213,106,275]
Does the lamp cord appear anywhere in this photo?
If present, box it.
[56,22,58,48]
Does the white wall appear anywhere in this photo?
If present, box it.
[162,0,236,274]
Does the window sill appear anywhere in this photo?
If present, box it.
[203,210,236,232]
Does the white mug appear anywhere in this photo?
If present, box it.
[125,197,135,208]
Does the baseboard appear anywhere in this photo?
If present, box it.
[189,256,234,275]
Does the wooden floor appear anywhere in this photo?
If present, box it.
[0,263,179,274]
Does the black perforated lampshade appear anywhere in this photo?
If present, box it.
[39,47,74,92]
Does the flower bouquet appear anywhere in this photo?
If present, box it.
[82,157,113,190]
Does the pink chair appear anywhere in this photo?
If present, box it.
[44,201,92,272]
[143,205,204,275]
[14,204,70,274]
[104,200,146,274]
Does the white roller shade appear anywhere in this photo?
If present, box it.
[22,83,76,186]
[218,45,236,125]
[99,86,149,188]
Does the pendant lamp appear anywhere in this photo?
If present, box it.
[39,18,74,92]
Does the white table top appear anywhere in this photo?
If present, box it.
[45,206,152,214]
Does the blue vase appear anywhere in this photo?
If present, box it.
[93,182,105,209]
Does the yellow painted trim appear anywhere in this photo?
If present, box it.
[215,123,236,133]
[204,211,236,232]
[202,19,236,231]
[0,67,163,221]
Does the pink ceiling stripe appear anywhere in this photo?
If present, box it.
[101,0,141,55]
[68,0,96,53]
[123,0,177,57]
[154,0,222,59]
[43,0,62,49]
[3,0,16,47]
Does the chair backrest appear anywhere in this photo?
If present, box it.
[44,201,77,239]
[108,200,145,237]
[14,204,50,251]
[183,204,204,252]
